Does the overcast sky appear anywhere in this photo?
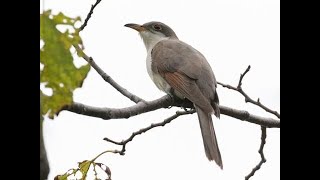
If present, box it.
[41,0,280,179]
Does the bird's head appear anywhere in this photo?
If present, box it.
[125,21,178,50]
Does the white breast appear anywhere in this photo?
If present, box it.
[140,31,172,93]
[146,49,171,93]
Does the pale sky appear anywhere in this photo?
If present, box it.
[41,0,280,179]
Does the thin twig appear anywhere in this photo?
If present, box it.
[91,149,122,161]
[103,110,195,154]
[245,126,267,180]
[218,65,280,119]
[73,44,145,104]
[80,0,102,31]
[238,65,251,88]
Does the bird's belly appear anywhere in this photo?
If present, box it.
[146,53,171,94]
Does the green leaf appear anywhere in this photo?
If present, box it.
[40,10,90,119]
[79,160,91,179]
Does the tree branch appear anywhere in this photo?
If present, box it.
[63,95,280,128]
[73,44,145,104]
[245,126,267,180]
[79,0,102,31]
[238,65,251,88]
[218,65,280,119]
[219,105,279,128]
[103,110,195,154]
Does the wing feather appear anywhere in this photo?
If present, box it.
[163,72,213,113]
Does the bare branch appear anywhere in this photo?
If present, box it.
[64,95,172,119]
[219,105,279,128]
[218,65,280,119]
[238,65,251,88]
[79,0,102,31]
[103,110,195,154]
[63,95,280,128]
[245,126,267,180]
[73,44,145,104]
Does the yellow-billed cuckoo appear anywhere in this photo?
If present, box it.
[125,21,222,169]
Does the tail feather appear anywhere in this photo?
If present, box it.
[195,105,223,169]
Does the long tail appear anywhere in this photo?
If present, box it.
[195,105,223,169]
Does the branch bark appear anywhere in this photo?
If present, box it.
[73,44,144,104]
[218,65,280,119]
[63,95,279,128]
[79,0,102,31]
[245,126,267,180]
[103,110,195,154]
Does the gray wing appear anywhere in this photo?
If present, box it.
[151,39,219,116]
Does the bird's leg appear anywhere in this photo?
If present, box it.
[183,107,189,112]
[180,98,192,112]
[180,98,194,111]
[167,88,195,111]
[166,88,178,109]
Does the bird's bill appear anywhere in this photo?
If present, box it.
[124,23,146,32]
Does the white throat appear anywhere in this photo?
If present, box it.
[139,31,169,51]
[139,31,171,93]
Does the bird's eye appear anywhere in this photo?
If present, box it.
[153,24,162,31]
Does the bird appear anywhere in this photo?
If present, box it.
[125,21,222,169]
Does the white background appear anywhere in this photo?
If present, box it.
[41,0,280,179]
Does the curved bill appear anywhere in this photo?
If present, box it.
[124,23,146,32]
